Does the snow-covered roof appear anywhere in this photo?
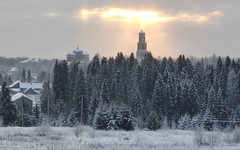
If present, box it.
[12,88,21,92]
[11,93,34,102]
[20,83,43,89]
[73,46,83,53]
[9,81,21,88]
[24,87,40,95]
[9,80,43,89]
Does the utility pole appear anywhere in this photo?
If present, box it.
[22,100,23,127]
[47,74,50,119]
[81,96,83,124]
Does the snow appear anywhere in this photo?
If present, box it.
[11,93,34,102]
[24,87,40,94]
[9,81,43,89]
[20,83,43,89]
[0,127,239,150]
[19,58,38,63]
[9,67,18,72]
[73,46,83,53]
[9,81,20,88]
[11,88,20,92]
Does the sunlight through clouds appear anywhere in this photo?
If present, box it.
[74,8,223,24]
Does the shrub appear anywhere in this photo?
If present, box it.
[94,109,134,131]
[147,111,161,130]
[120,110,134,131]
[94,110,112,130]
[177,114,191,130]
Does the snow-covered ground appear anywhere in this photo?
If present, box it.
[0,126,239,150]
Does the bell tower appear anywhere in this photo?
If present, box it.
[137,30,148,62]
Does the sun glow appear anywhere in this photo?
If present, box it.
[76,8,174,25]
[100,8,174,23]
[75,8,222,25]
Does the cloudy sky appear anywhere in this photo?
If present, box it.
[0,0,240,59]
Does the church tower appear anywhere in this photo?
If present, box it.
[136,30,148,62]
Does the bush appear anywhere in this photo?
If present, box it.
[147,111,161,130]
[177,114,191,130]
[177,114,201,130]
[94,109,134,131]
[94,110,112,130]
[120,111,134,131]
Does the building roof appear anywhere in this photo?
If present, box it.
[11,93,34,102]
[73,46,83,53]
[9,80,43,89]
[20,83,43,89]
[9,81,20,88]
[24,87,40,95]
[67,52,76,56]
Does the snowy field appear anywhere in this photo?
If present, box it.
[0,126,239,150]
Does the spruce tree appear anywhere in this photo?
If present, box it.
[152,74,166,117]
[0,82,17,126]
[27,70,32,83]
[147,111,161,130]
[73,69,87,124]
[21,69,26,82]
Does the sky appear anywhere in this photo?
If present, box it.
[0,0,240,60]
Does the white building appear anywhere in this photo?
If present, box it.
[136,30,148,62]
[67,46,89,63]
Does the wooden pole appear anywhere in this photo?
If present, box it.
[81,96,83,124]
[47,74,50,118]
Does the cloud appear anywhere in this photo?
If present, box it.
[44,12,59,17]
[74,8,223,24]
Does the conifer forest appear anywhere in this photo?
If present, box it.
[39,52,240,131]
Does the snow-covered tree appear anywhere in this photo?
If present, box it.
[0,82,17,126]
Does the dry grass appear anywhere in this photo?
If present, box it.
[0,126,239,150]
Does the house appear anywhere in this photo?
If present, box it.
[24,87,40,95]
[9,80,43,93]
[11,93,33,114]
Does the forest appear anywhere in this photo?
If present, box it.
[1,52,240,131]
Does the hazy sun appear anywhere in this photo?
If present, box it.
[75,8,223,28]
[78,8,175,26]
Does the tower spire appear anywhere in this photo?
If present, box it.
[136,30,148,62]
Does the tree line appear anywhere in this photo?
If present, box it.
[1,52,240,130]
[40,52,240,130]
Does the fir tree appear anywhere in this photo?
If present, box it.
[27,70,32,83]
[73,69,87,124]
[21,69,26,82]
[147,111,161,130]
[120,110,134,131]
[0,82,17,126]
[152,74,166,117]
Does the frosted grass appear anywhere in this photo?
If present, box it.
[0,126,239,150]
